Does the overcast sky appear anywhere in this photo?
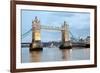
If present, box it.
[21,9,90,42]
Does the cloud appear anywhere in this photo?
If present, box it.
[21,10,90,42]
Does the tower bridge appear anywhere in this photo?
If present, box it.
[29,16,72,51]
[21,16,90,51]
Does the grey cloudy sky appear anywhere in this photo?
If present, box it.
[21,10,90,42]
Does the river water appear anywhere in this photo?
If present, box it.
[21,47,90,63]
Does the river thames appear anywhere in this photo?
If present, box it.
[21,47,90,63]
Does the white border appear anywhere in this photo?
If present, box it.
[16,5,95,69]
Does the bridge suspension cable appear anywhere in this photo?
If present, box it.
[21,28,32,39]
[69,30,78,42]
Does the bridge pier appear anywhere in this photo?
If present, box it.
[30,41,43,51]
[59,41,72,49]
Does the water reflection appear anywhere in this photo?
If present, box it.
[29,51,42,62]
[60,49,71,60]
[21,47,90,63]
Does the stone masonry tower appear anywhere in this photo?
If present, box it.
[30,16,43,51]
[59,21,72,49]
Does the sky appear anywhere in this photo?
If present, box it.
[21,9,90,42]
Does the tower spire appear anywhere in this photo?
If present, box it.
[32,16,40,24]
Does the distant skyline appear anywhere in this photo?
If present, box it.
[21,9,90,42]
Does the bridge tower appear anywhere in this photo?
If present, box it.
[59,21,72,49]
[30,16,43,51]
